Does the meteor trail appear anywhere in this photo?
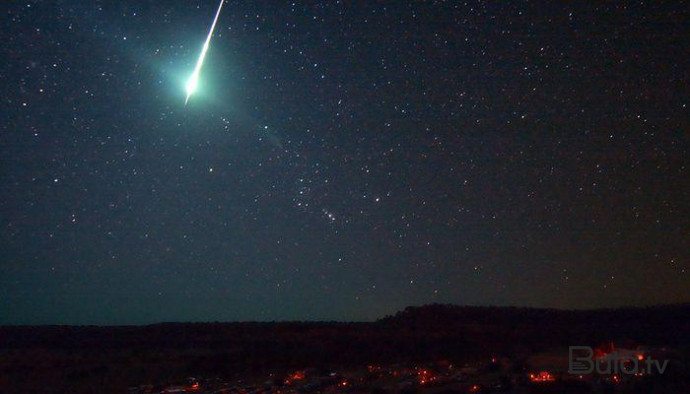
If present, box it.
[185,0,225,105]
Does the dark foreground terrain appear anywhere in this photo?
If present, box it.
[1,304,689,393]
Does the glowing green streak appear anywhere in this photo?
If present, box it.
[185,0,225,105]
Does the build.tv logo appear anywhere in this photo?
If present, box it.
[569,346,669,375]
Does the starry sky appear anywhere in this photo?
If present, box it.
[1,1,688,325]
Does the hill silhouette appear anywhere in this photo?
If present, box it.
[1,304,688,393]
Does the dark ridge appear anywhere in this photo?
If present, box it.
[1,304,688,393]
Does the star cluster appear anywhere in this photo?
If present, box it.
[1,1,688,324]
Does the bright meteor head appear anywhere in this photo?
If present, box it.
[184,0,225,105]
[185,72,199,104]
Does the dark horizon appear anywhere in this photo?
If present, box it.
[2,1,688,325]
[2,302,689,327]
[3,301,689,393]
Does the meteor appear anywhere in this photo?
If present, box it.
[185,0,225,105]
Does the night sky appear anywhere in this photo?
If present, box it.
[1,1,688,325]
